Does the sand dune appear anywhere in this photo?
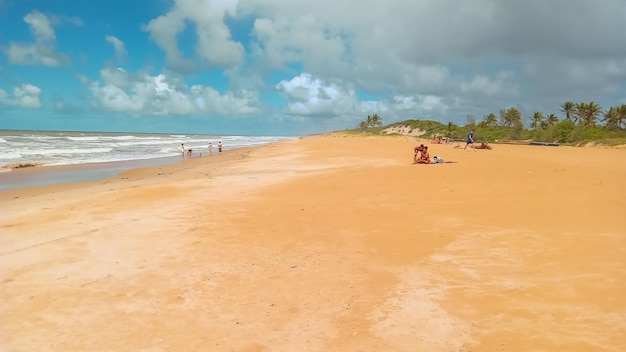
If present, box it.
[1,134,625,351]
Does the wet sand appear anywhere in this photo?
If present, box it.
[1,133,625,351]
[0,156,181,191]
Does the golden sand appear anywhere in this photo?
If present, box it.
[1,134,625,351]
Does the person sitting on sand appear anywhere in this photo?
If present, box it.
[416,146,431,164]
[414,144,426,163]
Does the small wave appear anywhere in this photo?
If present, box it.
[1,132,298,168]
[0,137,7,143]
[114,140,176,147]
[67,135,137,141]
[20,147,113,156]
[0,151,21,160]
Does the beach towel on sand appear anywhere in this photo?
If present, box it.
[431,156,456,164]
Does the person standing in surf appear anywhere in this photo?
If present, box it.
[218,141,222,155]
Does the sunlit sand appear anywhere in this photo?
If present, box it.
[1,134,625,351]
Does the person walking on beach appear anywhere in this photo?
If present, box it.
[181,144,185,158]
[208,142,213,155]
[464,129,475,150]
[218,141,222,155]
[187,147,193,158]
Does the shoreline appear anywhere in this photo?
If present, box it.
[0,129,301,191]
[0,155,184,191]
[0,142,262,191]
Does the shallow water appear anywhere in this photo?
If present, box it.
[0,156,180,191]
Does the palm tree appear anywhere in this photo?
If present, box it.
[369,113,382,127]
[616,104,626,129]
[560,101,576,121]
[499,109,508,127]
[576,101,602,128]
[604,104,626,129]
[530,112,544,129]
[505,107,522,128]
[358,120,369,131]
[604,107,619,129]
[506,107,523,139]
[483,113,498,128]
[546,114,559,126]
[571,104,582,124]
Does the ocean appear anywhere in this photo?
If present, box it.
[0,130,297,169]
[0,130,298,190]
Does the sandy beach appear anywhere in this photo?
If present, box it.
[1,134,625,351]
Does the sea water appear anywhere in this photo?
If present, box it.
[0,130,297,169]
[0,130,298,190]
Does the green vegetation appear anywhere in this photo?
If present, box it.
[349,101,626,145]
[357,114,383,131]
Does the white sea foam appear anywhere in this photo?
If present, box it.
[0,130,297,168]
[67,135,137,141]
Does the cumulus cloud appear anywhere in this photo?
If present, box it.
[5,0,626,130]
[0,84,42,108]
[105,35,127,61]
[276,73,361,117]
[88,67,260,116]
[276,73,452,122]
[241,0,626,118]
[6,11,70,66]
[143,0,244,72]
[459,72,519,98]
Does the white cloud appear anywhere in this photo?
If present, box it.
[88,67,260,116]
[240,0,626,118]
[276,73,360,117]
[105,35,127,61]
[251,16,348,76]
[4,0,626,132]
[6,11,70,66]
[275,73,451,123]
[143,0,244,72]
[459,72,519,97]
[0,84,42,108]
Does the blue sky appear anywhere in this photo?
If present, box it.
[1,0,626,135]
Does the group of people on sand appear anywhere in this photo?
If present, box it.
[181,141,222,158]
[430,135,452,144]
[413,129,479,164]
[414,144,444,164]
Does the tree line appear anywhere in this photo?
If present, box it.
[478,102,626,129]
[353,102,626,144]
[472,101,626,143]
